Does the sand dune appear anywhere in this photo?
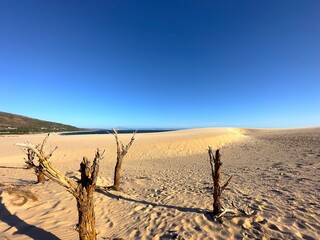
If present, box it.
[0,128,319,239]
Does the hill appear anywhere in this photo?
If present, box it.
[0,111,79,134]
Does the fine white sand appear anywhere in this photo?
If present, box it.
[0,128,319,239]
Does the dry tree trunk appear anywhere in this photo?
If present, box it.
[75,156,100,240]
[76,190,95,240]
[16,134,104,240]
[113,155,123,191]
[208,147,233,216]
[111,129,136,191]
[25,148,48,184]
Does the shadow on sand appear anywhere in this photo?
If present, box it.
[0,195,59,239]
[96,187,207,215]
[0,166,25,169]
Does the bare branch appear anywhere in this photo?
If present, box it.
[25,148,36,168]
[16,142,77,194]
[121,142,125,152]
[112,128,121,156]
[47,146,58,159]
[91,149,105,186]
[208,146,215,183]
[214,208,237,220]
[221,175,233,192]
[40,133,50,155]
[79,157,91,185]
[124,131,136,152]
[112,129,136,156]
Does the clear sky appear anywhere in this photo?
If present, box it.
[0,1,319,129]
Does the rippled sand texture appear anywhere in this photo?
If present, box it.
[0,128,319,239]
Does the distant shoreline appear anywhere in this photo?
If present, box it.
[60,129,178,136]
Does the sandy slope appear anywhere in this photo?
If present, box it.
[0,128,319,239]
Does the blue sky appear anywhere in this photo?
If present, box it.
[0,1,319,128]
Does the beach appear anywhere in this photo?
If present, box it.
[0,128,319,239]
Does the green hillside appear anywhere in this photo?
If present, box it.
[0,111,79,134]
